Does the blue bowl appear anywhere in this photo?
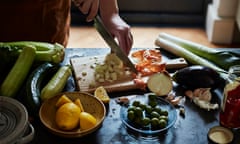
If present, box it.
[120,94,177,135]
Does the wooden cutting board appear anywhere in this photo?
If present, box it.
[70,55,187,93]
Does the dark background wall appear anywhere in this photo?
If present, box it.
[71,0,212,27]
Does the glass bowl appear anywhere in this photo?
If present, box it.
[120,94,177,135]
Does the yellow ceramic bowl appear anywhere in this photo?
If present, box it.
[39,92,106,138]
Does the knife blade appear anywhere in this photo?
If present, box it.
[94,15,138,74]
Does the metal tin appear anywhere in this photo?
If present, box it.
[208,126,233,144]
[0,96,35,144]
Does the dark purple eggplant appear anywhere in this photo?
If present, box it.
[172,65,222,89]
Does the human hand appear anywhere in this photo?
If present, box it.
[101,14,133,55]
[73,0,99,22]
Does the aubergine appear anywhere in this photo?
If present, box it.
[172,65,222,89]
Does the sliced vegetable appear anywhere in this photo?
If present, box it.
[40,65,72,101]
[0,46,36,97]
[93,53,130,83]
[158,33,240,71]
[147,71,173,96]
[172,65,223,90]
[25,62,59,116]
[0,41,65,64]
[155,37,228,79]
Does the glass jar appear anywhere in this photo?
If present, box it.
[219,65,240,128]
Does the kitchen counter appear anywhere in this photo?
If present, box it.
[29,48,240,144]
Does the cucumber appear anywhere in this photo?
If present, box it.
[25,62,59,116]
[0,46,36,97]
[40,65,72,101]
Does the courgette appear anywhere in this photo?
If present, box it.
[25,62,59,116]
[0,41,65,64]
[0,41,65,84]
[40,65,72,101]
[0,46,36,97]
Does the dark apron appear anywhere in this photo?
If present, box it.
[0,0,71,47]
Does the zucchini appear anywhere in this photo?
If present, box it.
[25,62,59,116]
[0,41,65,83]
[0,46,36,97]
[40,65,72,101]
[0,41,65,64]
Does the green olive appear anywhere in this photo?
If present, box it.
[127,110,135,121]
[134,117,142,125]
[135,107,143,117]
[148,94,157,101]
[151,117,159,128]
[159,115,168,121]
[132,100,141,107]
[148,100,158,108]
[127,106,136,112]
[150,111,160,118]
[141,117,151,126]
[139,103,146,110]
[153,107,162,114]
[145,105,153,114]
[159,119,167,128]
[160,110,168,116]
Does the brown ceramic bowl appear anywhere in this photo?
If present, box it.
[39,92,106,138]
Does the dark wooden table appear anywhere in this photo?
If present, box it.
[29,48,240,144]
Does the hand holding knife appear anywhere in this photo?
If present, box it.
[94,15,138,74]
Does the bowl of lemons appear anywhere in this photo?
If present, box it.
[39,92,106,138]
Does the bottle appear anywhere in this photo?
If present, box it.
[219,65,240,128]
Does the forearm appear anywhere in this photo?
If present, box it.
[99,0,119,20]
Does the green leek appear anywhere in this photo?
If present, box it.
[158,33,240,71]
[155,37,228,79]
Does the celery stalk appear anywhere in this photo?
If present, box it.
[158,33,240,71]
[155,37,228,79]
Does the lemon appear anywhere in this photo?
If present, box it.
[74,98,85,112]
[94,86,110,104]
[55,95,72,108]
[79,112,97,130]
[55,103,81,131]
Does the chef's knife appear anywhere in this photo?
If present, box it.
[94,15,138,74]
